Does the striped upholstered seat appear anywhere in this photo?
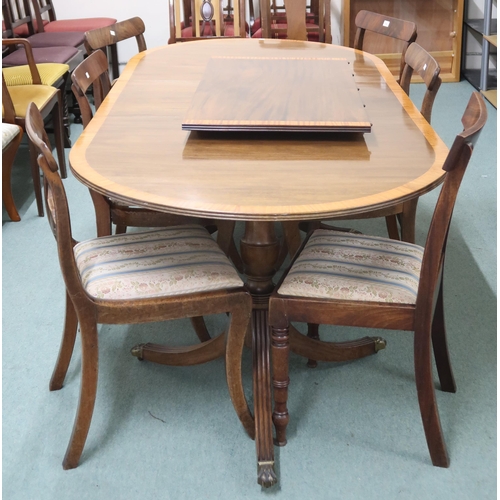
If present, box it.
[277,229,424,304]
[3,63,69,87]
[74,225,244,301]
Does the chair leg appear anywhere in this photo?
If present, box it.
[385,215,400,240]
[400,198,418,244]
[115,224,127,234]
[281,221,302,259]
[190,316,212,342]
[431,280,456,393]
[271,323,290,446]
[89,190,112,237]
[306,323,319,368]
[225,305,255,438]
[50,292,79,391]
[216,220,244,273]
[414,324,450,468]
[53,94,67,179]
[28,138,44,217]
[62,314,99,470]
[2,137,21,221]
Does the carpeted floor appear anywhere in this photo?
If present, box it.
[2,79,496,499]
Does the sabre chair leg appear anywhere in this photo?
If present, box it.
[53,96,67,179]
[50,292,79,391]
[225,304,255,438]
[89,190,112,237]
[62,315,99,470]
[190,316,212,343]
[28,138,44,217]
[306,323,320,368]
[385,215,400,240]
[414,324,450,468]
[431,281,456,393]
[271,324,290,447]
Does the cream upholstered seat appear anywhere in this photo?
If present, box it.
[278,229,423,304]
[2,122,21,149]
[3,63,69,86]
[74,225,244,300]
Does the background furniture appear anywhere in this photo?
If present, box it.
[343,0,464,82]
[2,122,23,221]
[269,91,487,469]
[68,39,450,486]
[462,0,497,107]
[168,0,246,42]
[2,41,66,217]
[25,101,255,472]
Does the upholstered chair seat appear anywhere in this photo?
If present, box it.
[26,31,85,48]
[3,63,69,86]
[2,122,21,149]
[73,225,244,301]
[43,17,117,33]
[277,229,423,304]
[2,46,78,66]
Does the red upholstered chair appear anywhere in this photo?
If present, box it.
[29,0,119,78]
[269,92,488,469]
[251,0,331,43]
[168,0,247,43]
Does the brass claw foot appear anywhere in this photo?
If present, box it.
[374,337,387,352]
[130,343,145,360]
[257,461,278,488]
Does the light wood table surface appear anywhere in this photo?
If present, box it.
[70,38,448,487]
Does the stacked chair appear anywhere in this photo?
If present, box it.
[2,122,23,221]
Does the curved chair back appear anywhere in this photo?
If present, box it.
[84,16,147,55]
[354,10,417,81]
[71,50,112,127]
[400,42,442,123]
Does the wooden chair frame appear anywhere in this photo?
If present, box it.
[269,92,488,468]
[353,9,417,83]
[2,38,67,217]
[25,101,256,470]
[2,123,24,221]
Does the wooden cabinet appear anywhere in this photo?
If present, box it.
[462,0,497,107]
[343,0,464,82]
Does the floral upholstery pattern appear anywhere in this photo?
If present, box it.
[74,225,244,301]
[2,123,21,150]
[278,229,424,304]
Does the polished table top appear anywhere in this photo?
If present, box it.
[68,38,450,488]
[69,38,448,222]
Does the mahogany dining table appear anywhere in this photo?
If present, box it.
[69,38,448,487]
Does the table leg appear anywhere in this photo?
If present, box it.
[240,222,280,487]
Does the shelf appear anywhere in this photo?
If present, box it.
[481,89,497,107]
[462,68,497,89]
[464,18,497,35]
[484,34,497,46]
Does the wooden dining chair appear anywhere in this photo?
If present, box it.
[25,101,255,470]
[269,92,487,468]
[2,122,23,221]
[353,10,417,83]
[71,49,244,273]
[2,42,67,217]
[168,0,246,43]
[253,0,331,43]
[83,17,146,79]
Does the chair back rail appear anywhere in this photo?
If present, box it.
[354,10,417,81]
[71,50,112,127]
[400,42,442,123]
[84,16,147,55]
[2,0,35,37]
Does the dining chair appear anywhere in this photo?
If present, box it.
[83,16,146,79]
[70,49,244,275]
[25,101,255,470]
[3,0,86,50]
[353,10,417,83]
[2,44,67,217]
[28,0,119,78]
[269,92,487,468]
[2,122,23,221]
[252,0,331,43]
[168,0,246,43]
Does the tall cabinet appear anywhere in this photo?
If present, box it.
[343,0,464,82]
[462,0,497,107]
